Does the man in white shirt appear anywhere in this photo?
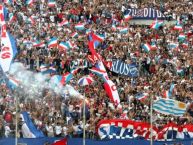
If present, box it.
[55,122,62,137]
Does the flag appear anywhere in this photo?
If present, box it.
[177,68,184,76]
[153,98,187,116]
[135,92,148,101]
[169,83,176,94]
[26,16,35,25]
[0,23,18,72]
[75,23,85,30]
[51,138,67,145]
[182,41,188,48]
[89,67,107,81]
[4,0,14,5]
[48,37,58,48]
[0,4,8,24]
[7,76,19,89]
[119,27,128,34]
[91,33,105,42]
[26,0,33,5]
[174,21,183,31]
[33,40,45,48]
[111,24,117,31]
[9,13,15,22]
[168,42,178,50]
[103,79,120,105]
[39,64,56,75]
[20,111,45,138]
[162,90,171,99]
[58,42,68,50]
[150,19,163,30]
[142,43,153,52]
[48,0,56,7]
[124,13,132,22]
[60,72,73,85]
[71,32,78,38]
[66,41,73,49]
[58,19,69,27]
[150,42,157,50]
[178,33,186,42]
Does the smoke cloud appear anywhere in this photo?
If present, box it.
[9,62,83,99]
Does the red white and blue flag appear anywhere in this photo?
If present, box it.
[48,0,56,7]
[162,90,171,99]
[135,92,148,101]
[0,22,18,72]
[7,76,19,89]
[71,32,78,38]
[48,37,58,48]
[124,13,132,22]
[150,19,163,30]
[142,43,153,52]
[182,41,188,48]
[75,23,85,30]
[58,19,69,27]
[27,16,35,25]
[174,21,183,31]
[60,72,73,85]
[178,33,186,41]
[58,42,68,50]
[119,27,128,34]
[26,0,33,5]
[9,13,15,22]
[91,32,105,42]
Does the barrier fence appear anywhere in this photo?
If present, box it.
[0,138,192,145]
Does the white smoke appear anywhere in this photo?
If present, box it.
[9,62,83,99]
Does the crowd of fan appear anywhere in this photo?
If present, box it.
[0,0,193,139]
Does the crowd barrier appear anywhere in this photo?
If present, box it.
[0,138,192,145]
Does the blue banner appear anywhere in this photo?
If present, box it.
[0,138,192,145]
[125,8,165,20]
[110,60,138,77]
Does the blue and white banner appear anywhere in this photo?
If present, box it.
[125,8,165,20]
[20,111,45,138]
[104,60,138,77]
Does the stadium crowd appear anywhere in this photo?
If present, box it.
[0,0,193,139]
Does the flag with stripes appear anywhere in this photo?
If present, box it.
[153,98,187,116]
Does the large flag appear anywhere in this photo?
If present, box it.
[87,39,120,105]
[103,80,120,105]
[0,22,18,72]
[20,111,45,138]
[0,4,8,24]
[153,98,187,116]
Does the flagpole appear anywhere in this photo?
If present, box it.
[150,94,153,145]
[83,92,86,145]
[15,91,18,145]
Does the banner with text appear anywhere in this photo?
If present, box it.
[125,8,165,20]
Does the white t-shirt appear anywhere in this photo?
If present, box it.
[63,126,68,136]
[46,125,54,134]
[55,125,62,135]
